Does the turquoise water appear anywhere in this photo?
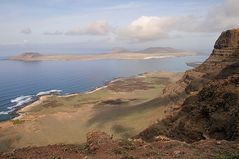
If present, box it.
[0,56,207,121]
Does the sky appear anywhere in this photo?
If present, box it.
[0,0,239,55]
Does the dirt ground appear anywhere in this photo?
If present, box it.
[1,131,239,159]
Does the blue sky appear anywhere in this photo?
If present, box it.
[0,0,238,55]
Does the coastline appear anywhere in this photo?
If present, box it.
[14,85,108,120]
[14,95,52,120]
[1,53,201,122]
[1,52,198,120]
[9,71,151,121]
[0,70,184,151]
[8,70,181,122]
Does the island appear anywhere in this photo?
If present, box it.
[9,47,195,61]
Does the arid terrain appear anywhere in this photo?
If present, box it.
[0,72,182,152]
[1,28,239,159]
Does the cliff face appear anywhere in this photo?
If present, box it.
[183,29,239,93]
[138,28,239,143]
[197,29,239,73]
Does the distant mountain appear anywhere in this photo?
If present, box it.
[111,47,130,53]
[111,47,184,54]
[136,47,183,53]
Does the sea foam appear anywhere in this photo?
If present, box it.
[36,89,62,96]
[1,89,62,116]
[9,95,35,109]
[0,110,14,115]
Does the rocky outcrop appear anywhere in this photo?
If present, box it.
[180,29,239,93]
[197,28,239,74]
[86,131,115,153]
[2,131,239,159]
[138,28,239,143]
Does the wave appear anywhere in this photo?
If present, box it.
[0,109,14,115]
[9,95,35,109]
[0,89,63,116]
[36,89,62,96]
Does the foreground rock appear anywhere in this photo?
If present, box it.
[1,131,239,159]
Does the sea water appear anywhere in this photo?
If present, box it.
[0,56,207,121]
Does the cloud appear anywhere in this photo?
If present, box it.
[21,28,32,35]
[26,0,239,43]
[117,0,239,42]
[117,16,195,42]
[65,20,112,36]
[43,31,63,35]
[195,0,239,32]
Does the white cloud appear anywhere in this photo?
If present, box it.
[17,0,239,44]
[195,0,239,32]
[65,20,112,36]
[21,28,32,35]
[117,0,239,42]
[117,16,195,42]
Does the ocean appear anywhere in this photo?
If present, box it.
[0,55,207,121]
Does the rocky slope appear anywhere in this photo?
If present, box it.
[138,28,239,143]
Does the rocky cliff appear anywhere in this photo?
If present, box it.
[197,28,239,74]
[138,28,239,143]
[168,29,239,96]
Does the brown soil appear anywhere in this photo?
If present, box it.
[107,78,155,92]
[1,132,239,159]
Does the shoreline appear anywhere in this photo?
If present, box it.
[6,71,156,121]
[11,87,107,121]
[0,70,184,151]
